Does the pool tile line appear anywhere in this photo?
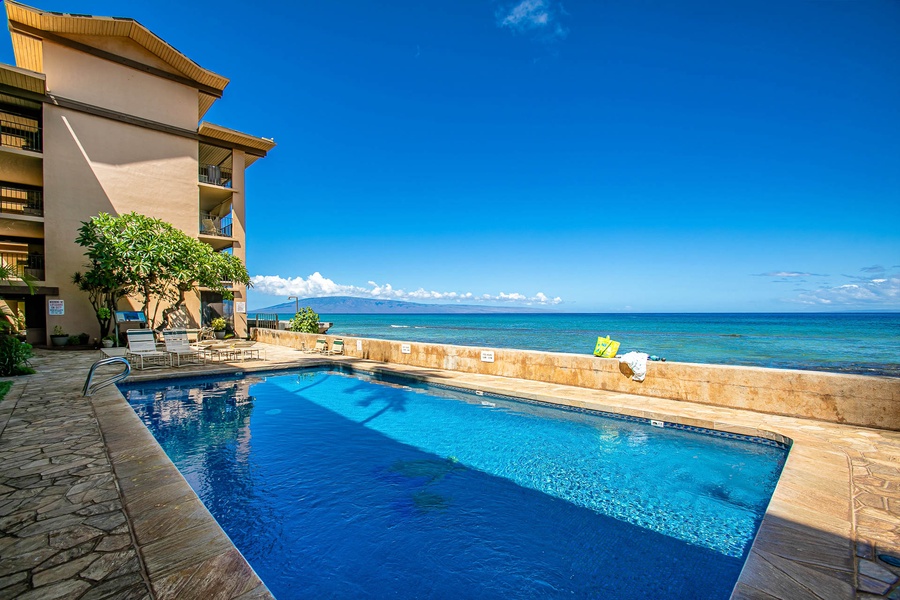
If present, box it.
[389,374,794,450]
[127,363,794,450]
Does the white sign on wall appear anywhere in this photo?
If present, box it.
[356,340,362,351]
[481,350,495,363]
[48,300,65,316]
[401,344,411,354]
[235,302,246,314]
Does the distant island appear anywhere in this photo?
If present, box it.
[252,296,550,315]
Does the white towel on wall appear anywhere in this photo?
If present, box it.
[619,351,649,382]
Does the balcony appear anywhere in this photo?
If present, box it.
[0,251,44,281]
[0,185,43,217]
[0,115,42,153]
[199,163,232,188]
[200,212,232,238]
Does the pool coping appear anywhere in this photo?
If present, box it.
[66,351,900,598]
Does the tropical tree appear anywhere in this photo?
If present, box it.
[289,307,320,333]
[72,268,129,340]
[75,212,251,330]
[158,237,251,327]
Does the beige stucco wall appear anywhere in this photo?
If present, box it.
[254,329,900,431]
[0,218,43,239]
[60,34,188,78]
[230,150,247,338]
[0,150,43,187]
[42,95,199,340]
[42,40,199,129]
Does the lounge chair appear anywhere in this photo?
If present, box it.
[230,340,265,361]
[195,341,233,362]
[308,338,327,354]
[325,339,344,356]
[163,329,204,367]
[125,329,169,370]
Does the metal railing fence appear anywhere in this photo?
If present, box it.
[198,164,233,188]
[0,251,44,281]
[0,186,43,216]
[0,118,41,152]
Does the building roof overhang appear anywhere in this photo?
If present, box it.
[5,1,228,116]
[199,122,276,165]
[0,62,45,96]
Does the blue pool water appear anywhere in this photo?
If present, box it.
[121,368,788,599]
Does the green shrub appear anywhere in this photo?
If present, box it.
[0,336,33,376]
[210,317,227,331]
[67,335,81,346]
[289,307,320,333]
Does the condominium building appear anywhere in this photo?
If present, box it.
[0,1,274,343]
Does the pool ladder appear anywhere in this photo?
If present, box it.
[82,357,131,397]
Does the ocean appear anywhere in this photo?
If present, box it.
[251,312,900,378]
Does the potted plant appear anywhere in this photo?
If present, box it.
[210,317,227,339]
[50,325,68,347]
[101,335,115,348]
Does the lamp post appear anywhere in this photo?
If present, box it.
[288,296,299,315]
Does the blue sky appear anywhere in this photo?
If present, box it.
[4,0,899,312]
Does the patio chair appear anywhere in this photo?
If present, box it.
[230,341,265,362]
[125,329,169,370]
[325,339,344,356]
[311,338,327,354]
[163,329,205,367]
[194,341,233,362]
[201,218,220,235]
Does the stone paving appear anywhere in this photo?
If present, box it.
[0,344,898,599]
[0,352,150,599]
[0,348,275,600]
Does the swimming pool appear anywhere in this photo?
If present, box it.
[121,367,788,599]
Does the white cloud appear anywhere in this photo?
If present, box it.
[497,0,568,40]
[789,277,900,307]
[754,271,828,278]
[251,273,563,306]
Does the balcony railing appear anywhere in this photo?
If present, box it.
[0,252,44,281]
[0,186,43,216]
[198,164,232,188]
[0,118,42,152]
[199,212,233,238]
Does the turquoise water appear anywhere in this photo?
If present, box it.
[122,367,788,599]
[253,312,900,376]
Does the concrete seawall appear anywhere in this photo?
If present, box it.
[252,328,900,431]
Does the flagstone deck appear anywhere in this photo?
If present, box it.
[1,345,898,599]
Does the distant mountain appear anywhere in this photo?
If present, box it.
[252,296,550,314]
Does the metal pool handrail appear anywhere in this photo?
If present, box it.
[82,357,131,397]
